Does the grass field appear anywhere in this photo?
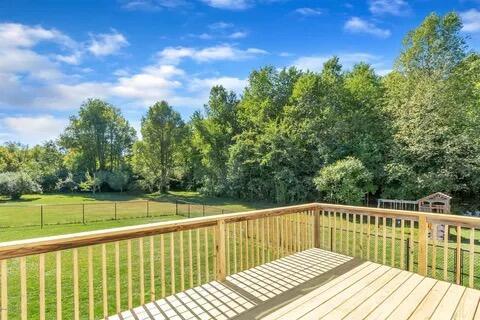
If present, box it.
[0,191,274,241]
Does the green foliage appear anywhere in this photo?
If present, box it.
[132,101,185,193]
[0,172,42,199]
[78,172,101,194]
[60,99,136,173]
[313,157,374,205]
[107,170,130,192]
[55,173,78,193]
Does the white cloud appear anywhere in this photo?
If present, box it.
[461,9,480,33]
[201,0,251,10]
[344,17,391,38]
[88,31,129,56]
[208,21,234,30]
[369,0,409,16]
[228,31,248,39]
[294,8,323,16]
[0,23,75,49]
[293,53,384,72]
[188,76,246,94]
[0,115,68,145]
[121,0,187,10]
[158,45,267,64]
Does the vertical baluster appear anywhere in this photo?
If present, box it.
[456,225,461,284]
[256,219,260,265]
[390,217,397,267]
[213,227,217,278]
[115,242,121,313]
[226,223,231,274]
[443,225,449,281]
[339,212,344,253]
[39,254,46,320]
[56,252,61,320]
[1,260,7,320]
[352,214,356,257]
[409,220,414,272]
[432,225,437,278]
[276,216,280,259]
[469,228,475,287]
[180,231,185,291]
[196,230,201,285]
[346,213,350,255]
[248,220,252,265]
[20,256,27,320]
[374,216,379,262]
[71,250,79,320]
[88,246,95,319]
[233,223,237,273]
[367,215,371,260]
[239,222,243,271]
[400,219,405,269]
[360,214,364,259]
[382,217,387,265]
[102,244,108,317]
[205,228,209,282]
[160,235,165,297]
[266,218,270,262]
[127,240,132,308]
[189,230,193,288]
[171,233,176,294]
[333,212,337,252]
[150,236,155,301]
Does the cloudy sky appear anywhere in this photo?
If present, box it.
[1,0,479,145]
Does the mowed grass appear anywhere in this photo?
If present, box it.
[0,191,275,238]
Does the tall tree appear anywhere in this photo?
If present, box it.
[383,12,480,198]
[60,99,136,174]
[132,101,185,193]
[192,86,239,195]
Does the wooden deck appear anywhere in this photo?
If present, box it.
[110,248,480,320]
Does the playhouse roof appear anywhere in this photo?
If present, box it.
[418,192,452,202]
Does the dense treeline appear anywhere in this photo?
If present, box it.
[1,12,479,205]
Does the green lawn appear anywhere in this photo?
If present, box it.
[0,191,275,239]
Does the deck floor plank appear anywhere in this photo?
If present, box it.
[108,248,480,320]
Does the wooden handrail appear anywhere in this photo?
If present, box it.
[317,203,480,228]
[0,203,317,260]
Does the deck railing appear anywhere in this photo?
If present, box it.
[0,203,316,320]
[0,203,479,319]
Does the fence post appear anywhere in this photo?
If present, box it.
[146,200,150,217]
[82,204,85,225]
[114,202,117,220]
[418,215,427,276]
[314,208,321,248]
[40,205,44,229]
[175,200,178,216]
[215,219,227,281]
[330,227,334,251]
[222,209,224,215]
[203,203,205,217]
[188,204,191,218]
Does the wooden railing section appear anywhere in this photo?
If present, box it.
[0,204,316,320]
[0,202,479,319]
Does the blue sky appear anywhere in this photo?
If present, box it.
[0,0,479,145]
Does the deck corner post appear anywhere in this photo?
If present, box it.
[418,215,427,276]
[314,208,321,248]
[215,219,227,281]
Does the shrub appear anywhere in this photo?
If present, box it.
[313,157,374,205]
[0,172,42,200]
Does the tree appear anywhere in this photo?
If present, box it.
[313,157,374,205]
[0,172,42,200]
[132,101,185,193]
[79,172,101,194]
[383,12,480,197]
[55,173,78,193]
[60,99,136,174]
[107,170,130,192]
[192,86,239,195]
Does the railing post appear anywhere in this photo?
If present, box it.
[82,204,85,225]
[188,204,191,218]
[215,219,227,281]
[418,215,427,276]
[175,200,178,216]
[114,202,117,220]
[314,208,321,248]
[40,205,44,229]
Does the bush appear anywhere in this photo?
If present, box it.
[107,170,130,192]
[55,173,78,192]
[313,157,374,205]
[0,172,42,200]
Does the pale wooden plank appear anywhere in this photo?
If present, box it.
[363,273,424,320]
[297,265,392,319]
[179,231,184,291]
[115,241,121,312]
[0,260,7,320]
[127,239,132,309]
[385,277,437,320]
[56,252,61,320]
[88,246,94,320]
[444,224,449,281]
[149,236,155,301]
[400,219,405,269]
[72,250,79,320]
[160,234,165,297]
[409,281,450,319]
[170,232,176,294]
[430,284,466,320]
[263,262,378,320]
[188,230,193,288]
[195,229,201,286]
[470,228,475,288]
[39,253,46,320]
[322,267,401,319]
[102,244,108,317]
[454,287,480,319]
[261,262,374,320]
